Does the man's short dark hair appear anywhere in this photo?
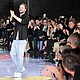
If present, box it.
[20,3,27,9]
[62,48,80,64]
[63,55,79,71]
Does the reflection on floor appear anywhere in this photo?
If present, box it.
[0,46,53,79]
[0,76,52,80]
[0,46,9,54]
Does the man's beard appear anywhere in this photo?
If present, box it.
[20,11,25,17]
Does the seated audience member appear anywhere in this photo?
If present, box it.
[55,41,66,61]
[42,48,80,80]
[73,20,80,37]
[62,47,80,80]
[62,52,80,80]
[42,64,66,80]
[66,20,76,36]
[67,33,80,49]
[62,48,80,65]
[63,48,80,80]
[43,38,55,59]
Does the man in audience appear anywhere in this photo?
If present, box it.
[62,48,80,80]
[42,33,80,80]
[67,33,80,49]
[42,48,80,80]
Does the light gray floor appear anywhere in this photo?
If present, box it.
[0,58,52,78]
[0,46,53,78]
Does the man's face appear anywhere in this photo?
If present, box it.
[19,4,26,14]
[77,22,80,29]
[68,21,75,29]
[35,20,40,25]
[43,20,48,26]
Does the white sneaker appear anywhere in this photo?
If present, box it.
[22,67,25,72]
[14,72,22,78]
[14,78,22,80]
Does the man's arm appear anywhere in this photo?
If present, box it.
[10,10,22,23]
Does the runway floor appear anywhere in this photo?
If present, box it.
[0,46,53,79]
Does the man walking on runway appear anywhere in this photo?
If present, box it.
[10,3,29,77]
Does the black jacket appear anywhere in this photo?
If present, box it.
[12,13,29,40]
[73,66,80,80]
